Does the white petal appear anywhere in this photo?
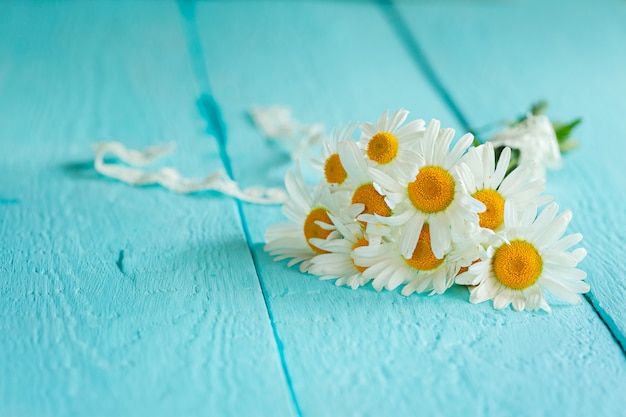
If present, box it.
[338,140,368,184]
[542,251,578,268]
[551,233,583,252]
[445,133,473,170]
[456,162,476,193]
[493,289,512,309]
[535,210,571,247]
[499,165,531,196]
[512,292,525,312]
[490,152,508,192]
[369,209,414,226]
[571,248,587,263]
[400,213,426,258]
[430,214,451,259]
[433,128,454,165]
[368,167,405,193]
[533,202,559,231]
[386,267,408,291]
[389,108,409,131]
[541,278,582,305]
[431,268,449,294]
[423,119,441,164]
[504,199,518,228]
[376,110,390,131]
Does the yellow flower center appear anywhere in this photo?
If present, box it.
[367,132,399,164]
[351,183,392,217]
[351,238,369,273]
[404,224,444,271]
[324,153,347,185]
[303,207,332,254]
[473,189,505,230]
[493,239,543,290]
[408,166,455,213]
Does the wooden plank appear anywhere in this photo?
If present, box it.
[394,0,626,347]
[0,2,294,416]
[195,2,626,416]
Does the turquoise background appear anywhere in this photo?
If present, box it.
[1,1,625,416]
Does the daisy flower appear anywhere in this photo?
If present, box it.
[308,210,387,289]
[489,113,562,178]
[264,165,345,272]
[353,222,471,294]
[338,139,395,220]
[368,119,485,259]
[359,109,425,179]
[311,123,358,189]
[456,202,589,312]
[458,141,550,232]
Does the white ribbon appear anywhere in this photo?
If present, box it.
[249,105,324,162]
[93,141,288,204]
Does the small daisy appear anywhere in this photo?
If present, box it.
[264,165,345,272]
[308,211,386,289]
[338,139,395,220]
[456,202,589,312]
[458,142,550,233]
[312,123,358,189]
[368,119,485,259]
[359,109,425,179]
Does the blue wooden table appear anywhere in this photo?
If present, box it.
[2,1,626,416]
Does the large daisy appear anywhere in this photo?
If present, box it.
[264,165,345,272]
[458,142,550,233]
[456,202,589,312]
[358,109,425,179]
[368,119,485,259]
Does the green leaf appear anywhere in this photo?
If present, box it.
[553,118,582,143]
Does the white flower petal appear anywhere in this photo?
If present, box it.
[550,233,583,252]
[541,278,583,305]
[400,213,425,258]
[491,145,511,189]
[368,167,405,193]
[429,214,451,259]
[445,133,473,170]
[571,248,587,263]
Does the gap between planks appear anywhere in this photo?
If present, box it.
[176,1,304,415]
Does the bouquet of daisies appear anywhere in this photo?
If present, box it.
[264,109,588,312]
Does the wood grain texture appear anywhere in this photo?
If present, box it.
[395,0,626,347]
[195,2,626,416]
[2,0,625,416]
[0,2,294,416]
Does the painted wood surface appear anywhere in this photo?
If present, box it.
[0,2,294,416]
[1,1,625,416]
